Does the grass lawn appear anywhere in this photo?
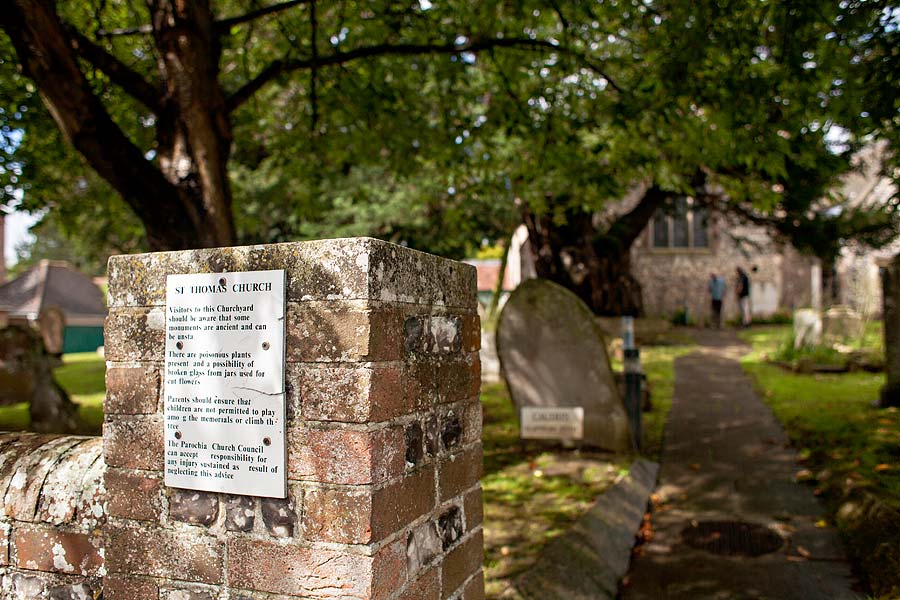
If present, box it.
[0,351,106,434]
[739,324,900,598]
[482,331,695,598]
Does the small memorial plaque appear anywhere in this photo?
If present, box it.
[164,270,286,498]
[521,407,584,440]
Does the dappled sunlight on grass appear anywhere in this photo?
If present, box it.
[481,382,628,597]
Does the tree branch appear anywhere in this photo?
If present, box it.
[606,184,668,248]
[227,36,617,112]
[216,0,313,31]
[63,26,161,113]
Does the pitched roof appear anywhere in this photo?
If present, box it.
[0,260,106,325]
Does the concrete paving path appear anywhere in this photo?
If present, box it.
[622,330,861,600]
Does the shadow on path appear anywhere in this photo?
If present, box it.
[622,329,861,600]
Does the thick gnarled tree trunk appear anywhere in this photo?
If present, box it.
[522,186,669,316]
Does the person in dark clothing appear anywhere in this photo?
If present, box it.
[735,267,751,326]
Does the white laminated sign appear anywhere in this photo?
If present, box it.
[164,270,286,498]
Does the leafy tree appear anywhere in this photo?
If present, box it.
[0,0,566,251]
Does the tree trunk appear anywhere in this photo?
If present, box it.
[1,0,236,251]
[880,258,900,408]
[521,186,667,316]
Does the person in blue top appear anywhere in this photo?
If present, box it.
[708,272,726,329]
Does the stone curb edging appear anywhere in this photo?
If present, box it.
[513,458,660,600]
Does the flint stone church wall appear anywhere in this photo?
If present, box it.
[1,238,485,600]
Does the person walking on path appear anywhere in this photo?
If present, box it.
[622,330,860,599]
[736,266,751,327]
[708,272,726,329]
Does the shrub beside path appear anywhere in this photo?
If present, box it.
[622,330,861,600]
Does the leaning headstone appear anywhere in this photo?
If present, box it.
[823,305,864,344]
[0,324,79,432]
[793,308,822,349]
[497,278,632,452]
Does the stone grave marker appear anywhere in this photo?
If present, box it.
[793,308,822,349]
[822,305,864,344]
[497,278,632,452]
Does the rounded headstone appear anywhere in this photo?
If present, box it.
[497,278,632,452]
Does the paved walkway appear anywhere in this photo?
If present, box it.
[623,330,861,600]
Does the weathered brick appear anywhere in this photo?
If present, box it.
[105,366,160,414]
[227,538,373,598]
[441,531,484,599]
[169,489,219,526]
[0,522,10,565]
[439,445,483,502]
[105,468,162,521]
[302,487,371,544]
[463,486,483,531]
[105,307,166,361]
[289,426,404,485]
[436,354,480,404]
[13,525,103,576]
[103,575,159,600]
[397,568,440,600]
[5,436,82,522]
[103,416,164,470]
[372,468,437,540]
[285,305,404,363]
[461,570,486,600]
[372,538,407,600]
[293,364,406,423]
[459,315,481,353]
[37,437,104,526]
[105,524,223,584]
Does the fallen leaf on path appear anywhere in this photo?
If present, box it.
[875,464,892,472]
[878,418,894,425]
[795,469,814,481]
[796,546,811,558]
[689,463,701,472]
[787,556,807,562]
[815,519,828,528]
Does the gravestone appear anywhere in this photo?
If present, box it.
[793,308,822,349]
[0,324,79,432]
[480,329,501,383]
[822,305,864,344]
[497,278,632,452]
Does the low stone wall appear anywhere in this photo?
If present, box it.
[0,433,105,599]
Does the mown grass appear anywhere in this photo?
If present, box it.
[739,324,900,598]
[0,351,105,434]
[640,341,697,460]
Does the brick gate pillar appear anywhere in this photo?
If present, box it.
[102,238,483,600]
